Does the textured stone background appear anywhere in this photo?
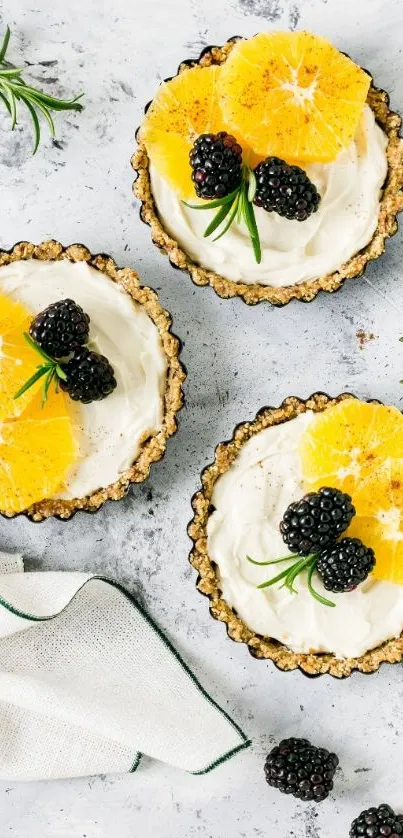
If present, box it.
[1,0,403,835]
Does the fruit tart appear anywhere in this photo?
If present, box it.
[189,394,403,677]
[133,32,403,305]
[0,240,185,521]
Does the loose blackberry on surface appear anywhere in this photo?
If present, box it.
[280,487,355,556]
[253,157,321,221]
[264,738,339,802]
[29,298,90,358]
[350,804,403,837]
[317,537,375,593]
[60,347,117,404]
[189,132,243,199]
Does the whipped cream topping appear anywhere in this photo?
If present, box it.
[150,106,388,287]
[0,260,167,498]
[207,412,403,659]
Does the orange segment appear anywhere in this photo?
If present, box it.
[0,388,77,515]
[0,293,28,335]
[300,400,403,513]
[347,460,403,583]
[300,399,403,584]
[140,65,225,197]
[0,293,42,421]
[218,31,370,163]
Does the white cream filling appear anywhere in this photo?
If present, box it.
[150,106,388,287]
[0,260,167,498]
[207,413,403,659]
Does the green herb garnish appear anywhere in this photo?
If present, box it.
[246,552,336,608]
[183,165,262,264]
[0,26,83,153]
[13,333,67,407]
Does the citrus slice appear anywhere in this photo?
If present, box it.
[0,292,42,421]
[0,293,28,335]
[0,388,77,515]
[347,460,403,583]
[140,65,225,197]
[300,399,403,514]
[218,31,370,163]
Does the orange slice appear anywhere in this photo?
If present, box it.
[300,399,403,584]
[300,399,403,513]
[0,388,77,515]
[218,31,370,163]
[347,460,403,583]
[0,292,42,421]
[140,65,225,197]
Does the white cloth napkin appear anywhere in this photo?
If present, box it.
[0,553,250,781]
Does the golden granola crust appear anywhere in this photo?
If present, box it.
[0,240,186,522]
[188,393,403,677]
[132,38,403,306]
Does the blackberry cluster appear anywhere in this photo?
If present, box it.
[189,132,242,199]
[317,538,376,593]
[350,804,403,837]
[28,298,117,405]
[29,298,90,358]
[253,157,320,221]
[264,738,339,802]
[60,348,117,404]
[280,487,355,556]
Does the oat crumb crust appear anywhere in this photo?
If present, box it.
[132,38,403,306]
[0,240,186,522]
[188,393,403,678]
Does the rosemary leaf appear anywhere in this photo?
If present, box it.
[13,364,51,400]
[183,187,240,210]
[26,95,55,135]
[0,81,17,128]
[203,199,234,238]
[23,332,55,363]
[242,184,262,264]
[246,553,299,567]
[0,26,83,151]
[247,168,257,203]
[55,363,67,381]
[0,89,11,114]
[0,26,11,64]
[42,368,56,407]
[213,193,240,241]
[23,98,41,153]
[18,85,83,111]
[307,563,336,608]
[257,564,295,590]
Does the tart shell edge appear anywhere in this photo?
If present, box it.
[0,239,186,522]
[187,392,403,678]
[132,38,403,307]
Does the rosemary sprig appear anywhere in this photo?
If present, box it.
[247,552,336,608]
[0,26,83,153]
[183,165,262,264]
[13,333,67,407]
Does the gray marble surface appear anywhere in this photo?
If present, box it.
[1,0,403,835]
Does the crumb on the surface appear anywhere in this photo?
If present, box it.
[356,328,376,349]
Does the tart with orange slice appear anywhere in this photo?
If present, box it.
[189,393,403,677]
[0,240,185,521]
[133,32,403,305]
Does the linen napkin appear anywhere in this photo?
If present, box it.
[0,552,250,781]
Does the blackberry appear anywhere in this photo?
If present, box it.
[60,347,117,404]
[253,156,320,221]
[350,804,403,837]
[280,487,355,556]
[264,738,339,802]
[189,131,242,199]
[29,298,90,358]
[317,537,375,593]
